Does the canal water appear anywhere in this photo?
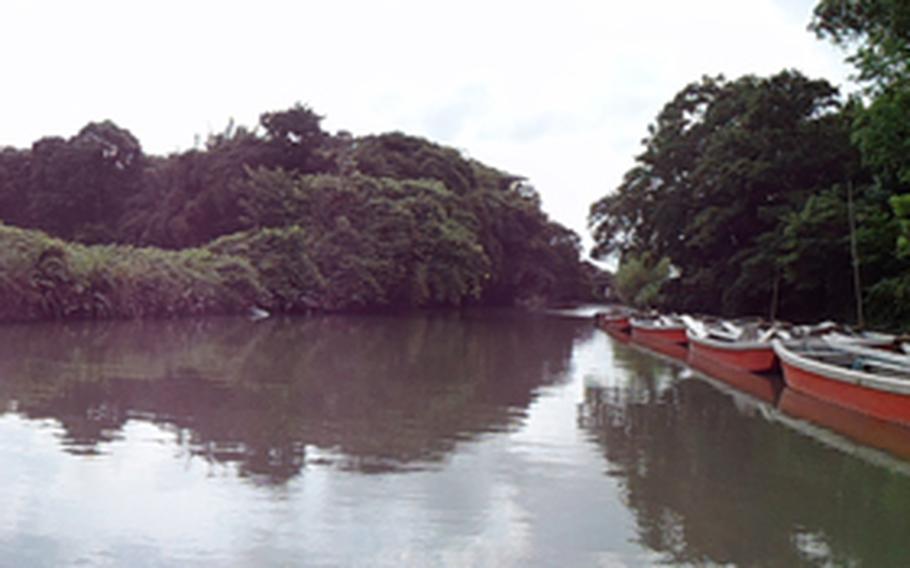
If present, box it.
[0,310,909,566]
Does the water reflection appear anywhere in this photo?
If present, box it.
[776,387,910,465]
[0,312,587,483]
[582,337,910,566]
[7,312,910,565]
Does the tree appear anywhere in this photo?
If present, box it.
[0,105,594,313]
[614,253,671,308]
[812,0,910,327]
[26,121,144,243]
[349,132,478,195]
[0,148,30,227]
[589,71,859,317]
[811,1,910,192]
[811,0,910,89]
[259,103,332,173]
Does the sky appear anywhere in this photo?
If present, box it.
[0,0,854,257]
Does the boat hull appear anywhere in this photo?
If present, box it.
[688,350,780,404]
[777,347,910,427]
[778,388,910,460]
[824,331,895,349]
[631,330,689,361]
[688,336,776,372]
[596,315,630,332]
[631,325,687,345]
[601,326,632,344]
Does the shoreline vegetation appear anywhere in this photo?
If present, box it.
[0,223,263,321]
[589,2,910,332]
[0,108,601,323]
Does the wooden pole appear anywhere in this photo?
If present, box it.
[769,263,780,323]
[847,180,865,329]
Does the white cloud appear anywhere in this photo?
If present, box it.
[0,0,852,254]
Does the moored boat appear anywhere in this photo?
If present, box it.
[687,348,780,404]
[790,321,896,349]
[683,317,779,372]
[773,339,910,427]
[822,329,896,349]
[777,387,910,463]
[630,314,687,345]
[594,306,634,332]
[686,331,778,372]
[600,324,632,344]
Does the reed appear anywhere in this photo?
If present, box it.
[0,223,266,322]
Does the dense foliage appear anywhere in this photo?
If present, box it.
[0,223,264,321]
[612,253,671,308]
[588,2,910,329]
[811,0,910,90]
[0,105,596,321]
[590,71,869,320]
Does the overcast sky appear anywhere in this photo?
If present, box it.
[0,0,853,256]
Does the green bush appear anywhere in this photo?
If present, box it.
[0,223,266,321]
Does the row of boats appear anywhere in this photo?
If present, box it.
[594,308,910,427]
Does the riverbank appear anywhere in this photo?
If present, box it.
[0,223,597,323]
[0,223,266,322]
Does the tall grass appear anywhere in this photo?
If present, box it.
[0,223,266,321]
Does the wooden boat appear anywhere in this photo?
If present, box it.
[686,331,778,372]
[687,348,780,404]
[593,307,633,332]
[683,317,779,372]
[630,326,689,360]
[777,387,910,463]
[630,314,687,345]
[600,324,632,344]
[684,318,895,374]
[821,330,896,349]
[773,339,910,427]
[789,321,896,349]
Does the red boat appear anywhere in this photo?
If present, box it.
[686,330,777,372]
[600,325,632,344]
[773,339,910,427]
[630,327,689,360]
[778,388,910,462]
[594,312,631,332]
[788,321,897,349]
[630,316,687,345]
[821,330,896,349]
[688,349,780,404]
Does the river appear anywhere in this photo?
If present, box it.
[0,310,908,566]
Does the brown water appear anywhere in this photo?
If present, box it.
[0,310,909,566]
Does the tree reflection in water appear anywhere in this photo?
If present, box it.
[580,339,910,567]
[0,311,586,484]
